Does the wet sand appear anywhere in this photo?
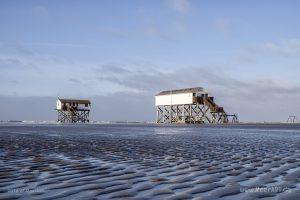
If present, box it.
[0,124,299,199]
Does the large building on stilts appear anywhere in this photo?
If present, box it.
[56,98,91,123]
[155,87,238,124]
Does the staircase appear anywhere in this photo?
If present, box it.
[203,97,225,113]
[68,107,77,122]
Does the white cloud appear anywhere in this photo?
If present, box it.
[243,39,300,58]
[166,0,190,13]
[236,38,300,65]
[23,42,90,48]
[96,64,300,99]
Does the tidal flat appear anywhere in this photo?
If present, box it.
[0,124,299,200]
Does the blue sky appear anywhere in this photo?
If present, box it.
[0,0,300,122]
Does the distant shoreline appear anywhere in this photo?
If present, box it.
[1,120,300,125]
[1,121,300,130]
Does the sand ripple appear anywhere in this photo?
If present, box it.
[0,124,299,199]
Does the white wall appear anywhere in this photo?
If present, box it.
[56,100,62,110]
[155,93,194,106]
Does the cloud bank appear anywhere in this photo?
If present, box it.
[1,61,299,122]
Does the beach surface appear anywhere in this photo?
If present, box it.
[0,124,299,199]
